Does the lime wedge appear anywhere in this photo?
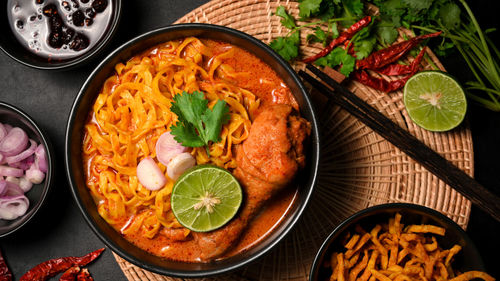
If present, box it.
[404,71,467,132]
[171,165,242,232]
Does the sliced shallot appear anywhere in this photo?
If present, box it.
[137,157,167,191]
[25,164,45,184]
[0,195,29,220]
[155,132,188,166]
[0,180,6,196]
[0,180,24,197]
[19,176,33,192]
[167,152,196,180]
[5,139,37,164]
[0,165,24,177]
[0,127,28,156]
[35,144,48,173]
[0,123,7,142]
[5,176,20,185]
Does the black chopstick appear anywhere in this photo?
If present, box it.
[300,64,500,222]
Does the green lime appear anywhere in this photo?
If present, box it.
[171,165,242,232]
[404,71,467,132]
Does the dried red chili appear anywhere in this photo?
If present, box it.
[353,70,409,92]
[303,16,371,63]
[375,46,427,76]
[76,268,93,281]
[0,249,12,281]
[356,32,441,71]
[59,266,80,281]
[354,46,427,92]
[19,248,104,281]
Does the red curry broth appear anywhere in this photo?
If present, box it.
[83,38,301,262]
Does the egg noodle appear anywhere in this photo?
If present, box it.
[82,37,260,239]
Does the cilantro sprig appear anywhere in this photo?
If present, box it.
[170,91,230,154]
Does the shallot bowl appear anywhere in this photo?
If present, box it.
[0,102,54,237]
[65,23,320,277]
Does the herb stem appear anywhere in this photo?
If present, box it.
[458,0,498,82]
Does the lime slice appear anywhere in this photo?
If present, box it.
[171,165,242,232]
[404,71,467,132]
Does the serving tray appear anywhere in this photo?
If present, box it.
[114,1,473,280]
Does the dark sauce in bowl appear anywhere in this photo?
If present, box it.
[7,0,112,60]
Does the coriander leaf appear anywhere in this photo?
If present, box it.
[439,3,460,30]
[402,0,433,11]
[375,23,399,45]
[317,1,338,21]
[307,26,328,46]
[275,6,296,29]
[435,41,455,56]
[330,22,340,38]
[339,53,355,76]
[342,0,364,16]
[269,31,300,61]
[354,36,376,59]
[170,121,205,147]
[314,47,356,76]
[171,91,207,126]
[170,91,230,151]
[299,0,322,19]
[201,100,230,143]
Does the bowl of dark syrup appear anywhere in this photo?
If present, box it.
[0,0,121,70]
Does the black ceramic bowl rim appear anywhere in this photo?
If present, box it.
[65,23,320,277]
[0,101,54,238]
[0,0,122,70]
[309,203,485,281]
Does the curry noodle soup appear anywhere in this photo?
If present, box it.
[82,37,311,262]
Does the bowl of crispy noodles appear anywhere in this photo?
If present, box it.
[309,203,494,281]
[65,23,319,277]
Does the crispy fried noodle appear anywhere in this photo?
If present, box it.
[82,37,260,239]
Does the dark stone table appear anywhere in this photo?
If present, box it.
[0,1,498,280]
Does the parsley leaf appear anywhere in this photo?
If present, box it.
[275,6,296,29]
[270,31,300,61]
[299,0,322,19]
[170,91,230,151]
[315,47,356,76]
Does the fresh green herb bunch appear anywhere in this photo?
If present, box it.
[270,0,375,77]
[270,0,500,111]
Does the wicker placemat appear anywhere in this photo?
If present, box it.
[115,1,473,280]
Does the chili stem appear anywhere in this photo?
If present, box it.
[412,25,469,43]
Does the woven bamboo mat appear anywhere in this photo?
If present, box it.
[115,1,474,280]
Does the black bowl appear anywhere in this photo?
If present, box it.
[0,0,122,70]
[0,102,54,237]
[309,203,485,281]
[65,23,320,277]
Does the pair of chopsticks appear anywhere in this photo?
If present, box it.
[299,64,500,222]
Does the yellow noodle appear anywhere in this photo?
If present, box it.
[83,37,259,240]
